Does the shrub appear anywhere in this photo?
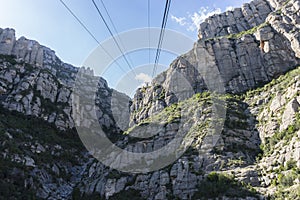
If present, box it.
[285,159,297,170]
[110,189,144,200]
[278,171,297,187]
[72,187,82,200]
[0,54,17,65]
[193,172,258,199]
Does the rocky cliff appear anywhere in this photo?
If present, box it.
[0,0,299,199]
[0,28,129,131]
[131,0,300,124]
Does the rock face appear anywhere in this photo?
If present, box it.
[267,0,300,57]
[0,28,129,130]
[198,0,273,40]
[244,66,300,198]
[0,0,300,199]
[130,0,300,124]
[0,28,56,67]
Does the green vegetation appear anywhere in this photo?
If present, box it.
[107,170,125,180]
[240,66,300,199]
[38,93,68,114]
[0,157,36,200]
[0,54,17,65]
[0,105,85,199]
[204,22,269,41]
[277,171,298,187]
[245,66,300,101]
[283,0,292,7]
[227,22,269,39]
[140,85,150,93]
[285,159,297,170]
[73,190,104,200]
[124,91,213,136]
[227,157,246,167]
[261,113,300,155]
[110,189,144,200]
[224,98,249,130]
[0,106,83,150]
[271,160,299,185]
[193,172,258,199]
[272,185,300,200]
[267,158,300,199]
[241,66,300,160]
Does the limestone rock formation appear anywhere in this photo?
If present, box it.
[0,28,130,130]
[130,0,300,125]
[0,0,300,199]
[198,0,273,40]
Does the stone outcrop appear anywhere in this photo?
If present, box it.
[0,28,58,67]
[130,0,300,124]
[0,28,130,130]
[0,0,300,199]
[198,0,273,40]
[244,66,300,198]
[267,0,300,57]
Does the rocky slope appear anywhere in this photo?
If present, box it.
[0,28,129,131]
[131,0,300,124]
[0,0,299,199]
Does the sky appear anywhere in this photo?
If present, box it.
[0,0,250,95]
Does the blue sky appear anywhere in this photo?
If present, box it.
[0,0,250,94]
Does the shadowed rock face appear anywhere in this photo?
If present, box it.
[0,0,299,199]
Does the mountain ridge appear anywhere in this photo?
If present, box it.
[0,0,299,199]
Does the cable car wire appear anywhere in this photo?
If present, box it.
[98,0,135,67]
[152,0,171,77]
[92,0,137,76]
[148,0,151,64]
[59,0,128,74]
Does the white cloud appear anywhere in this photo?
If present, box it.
[171,15,187,26]
[188,7,222,31]
[135,73,152,84]
[171,7,225,32]
[225,6,234,11]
